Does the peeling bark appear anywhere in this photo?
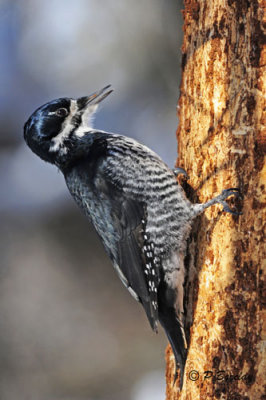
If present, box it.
[165,1,265,399]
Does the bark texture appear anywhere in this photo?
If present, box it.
[165,1,265,399]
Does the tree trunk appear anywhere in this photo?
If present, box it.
[165,1,265,399]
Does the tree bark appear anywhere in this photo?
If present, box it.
[165,1,265,399]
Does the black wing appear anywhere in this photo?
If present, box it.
[93,175,160,331]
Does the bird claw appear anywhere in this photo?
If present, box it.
[220,187,243,199]
[217,188,243,215]
[220,201,242,215]
[172,167,189,179]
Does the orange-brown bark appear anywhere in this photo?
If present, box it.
[166,1,265,399]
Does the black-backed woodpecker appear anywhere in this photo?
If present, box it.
[24,85,242,389]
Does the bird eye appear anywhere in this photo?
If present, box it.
[55,108,68,117]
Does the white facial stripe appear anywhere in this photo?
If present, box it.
[74,104,98,137]
[49,100,77,152]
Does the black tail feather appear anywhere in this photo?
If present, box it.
[158,280,187,389]
[159,307,187,389]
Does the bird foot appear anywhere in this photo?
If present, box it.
[215,188,243,215]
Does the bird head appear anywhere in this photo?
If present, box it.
[24,85,113,166]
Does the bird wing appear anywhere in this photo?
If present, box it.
[92,174,160,331]
[64,136,161,331]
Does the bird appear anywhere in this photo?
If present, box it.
[24,85,242,389]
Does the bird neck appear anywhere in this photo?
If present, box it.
[57,130,108,173]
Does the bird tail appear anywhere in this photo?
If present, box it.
[159,304,187,389]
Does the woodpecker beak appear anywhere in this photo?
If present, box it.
[77,85,113,110]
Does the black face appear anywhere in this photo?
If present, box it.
[24,98,72,163]
[24,86,113,167]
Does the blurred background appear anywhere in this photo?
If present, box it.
[0,1,183,399]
